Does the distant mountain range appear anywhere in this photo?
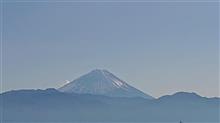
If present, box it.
[0,69,219,122]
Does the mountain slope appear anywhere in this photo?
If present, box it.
[59,69,154,99]
[1,89,219,122]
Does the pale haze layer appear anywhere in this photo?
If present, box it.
[1,1,219,98]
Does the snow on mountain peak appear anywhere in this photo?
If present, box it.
[58,69,154,99]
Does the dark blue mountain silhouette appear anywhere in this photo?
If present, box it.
[1,88,219,122]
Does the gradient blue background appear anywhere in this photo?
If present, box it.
[1,1,219,98]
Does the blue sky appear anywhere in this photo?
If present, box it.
[1,1,219,97]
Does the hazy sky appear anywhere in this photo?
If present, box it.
[1,1,219,98]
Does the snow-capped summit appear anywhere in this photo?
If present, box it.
[59,69,154,99]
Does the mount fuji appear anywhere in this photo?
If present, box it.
[59,69,154,99]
